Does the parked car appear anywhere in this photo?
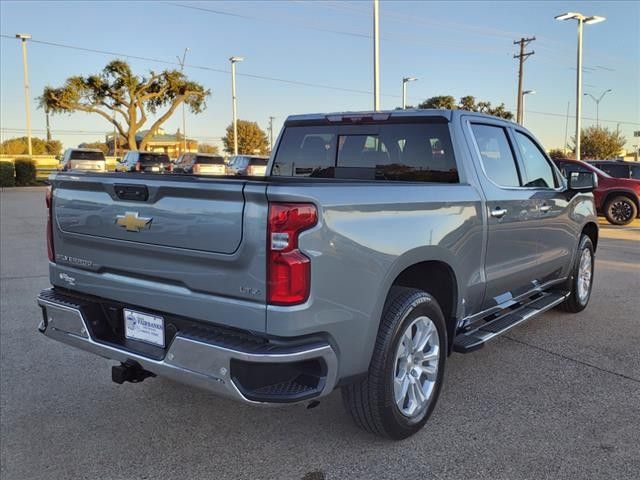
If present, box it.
[59,148,106,172]
[554,158,640,225]
[226,155,269,176]
[589,160,640,180]
[116,151,172,173]
[173,153,226,175]
[39,109,599,439]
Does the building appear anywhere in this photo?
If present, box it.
[106,128,197,158]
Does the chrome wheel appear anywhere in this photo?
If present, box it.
[393,316,440,418]
[577,248,592,304]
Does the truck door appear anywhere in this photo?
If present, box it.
[511,129,574,284]
[465,120,542,310]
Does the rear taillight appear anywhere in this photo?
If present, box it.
[193,163,201,174]
[267,203,317,305]
[135,161,141,172]
[166,163,173,173]
[46,187,55,262]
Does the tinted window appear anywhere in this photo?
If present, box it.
[555,161,590,178]
[630,165,640,180]
[195,155,225,164]
[273,127,336,177]
[514,131,556,188]
[139,153,169,163]
[273,123,458,182]
[248,157,268,166]
[70,150,105,161]
[597,163,628,178]
[470,124,520,187]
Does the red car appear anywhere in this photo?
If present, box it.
[554,158,640,225]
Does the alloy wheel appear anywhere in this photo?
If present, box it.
[392,316,440,418]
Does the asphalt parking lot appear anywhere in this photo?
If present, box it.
[1,186,639,480]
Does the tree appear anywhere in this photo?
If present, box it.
[198,143,220,154]
[0,136,62,155]
[418,95,456,110]
[548,148,571,160]
[78,141,109,154]
[39,60,209,151]
[222,120,269,155]
[417,95,514,120]
[459,95,478,111]
[573,126,626,159]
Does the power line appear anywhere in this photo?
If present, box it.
[1,34,638,126]
[0,34,401,98]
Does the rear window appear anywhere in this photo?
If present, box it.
[248,157,268,166]
[195,155,225,164]
[69,150,105,161]
[272,122,458,182]
[139,153,169,163]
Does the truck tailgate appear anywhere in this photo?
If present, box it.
[49,173,268,332]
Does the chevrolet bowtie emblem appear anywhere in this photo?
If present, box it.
[115,212,152,232]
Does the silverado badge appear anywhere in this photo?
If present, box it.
[116,212,152,232]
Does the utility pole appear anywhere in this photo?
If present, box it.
[564,101,570,155]
[373,0,380,111]
[268,116,275,152]
[229,56,244,156]
[16,33,33,156]
[112,112,118,157]
[513,36,535,125]
[177,48,190,154]
[45,106,51,141]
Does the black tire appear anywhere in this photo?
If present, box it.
[558,235,595,313]
[341,287,447,440]
[604,195,637,226]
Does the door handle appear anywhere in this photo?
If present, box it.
[540,204,552,213]
[490,207,508,218]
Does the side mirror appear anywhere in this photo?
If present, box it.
[567,171,598,192]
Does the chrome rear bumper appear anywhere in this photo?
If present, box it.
[37,289,338,405]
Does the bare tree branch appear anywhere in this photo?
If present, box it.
[139,95,186,148]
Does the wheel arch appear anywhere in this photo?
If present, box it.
[581,221,599,252]
[602,189,640,211]
[391,261,458,351]
[365,251,462,363]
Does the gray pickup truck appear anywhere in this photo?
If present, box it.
[38,109,598,439]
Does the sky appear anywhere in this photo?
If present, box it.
[1,0,639,153]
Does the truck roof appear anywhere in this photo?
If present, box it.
[285,109,517,125]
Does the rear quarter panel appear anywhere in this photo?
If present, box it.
[265,182,484,379]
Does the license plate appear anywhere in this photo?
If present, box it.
[150,166,160,172]
[124,309,165,347]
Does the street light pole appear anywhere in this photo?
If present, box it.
[373,0,380,111]
[177,48,190,154]
[584,89,612,126]
[268,116,275,152]
[555,12,606,161]
[16,33,32,156]
[229,56,244,156]
[521,90,536,126]
[402,77,417,110]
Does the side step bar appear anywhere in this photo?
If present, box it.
[453,291,569,353]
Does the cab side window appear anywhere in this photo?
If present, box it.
[514,131,557,188]
[470,124,521,187]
